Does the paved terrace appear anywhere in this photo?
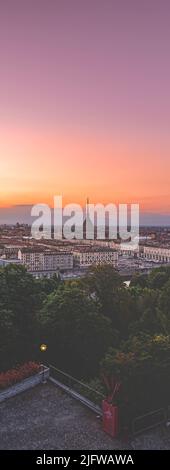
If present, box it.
[0,383,169,450]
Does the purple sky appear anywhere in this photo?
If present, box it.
[0,1,170,224]
[1,0,170,130]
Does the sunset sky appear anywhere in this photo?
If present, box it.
[0,0,170,223]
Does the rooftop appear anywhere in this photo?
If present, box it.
[19,248,72,255]
[73,248,117,253]
[19,247,44,253]
[44,251,72,256]
[0,382,169,450]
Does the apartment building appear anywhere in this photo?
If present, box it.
[43,251,73,271]
[73,248,118,268]
[18,248,44,271]
[4,244,24,259]
[18,248,73,277]
[143,246,170,263]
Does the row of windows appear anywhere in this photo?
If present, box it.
[23,257,73,263]
[80,255,117,260]
[144,250,170,256]
[145,253,170,261]
[80,259,117,265]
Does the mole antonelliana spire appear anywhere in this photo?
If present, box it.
[83,197,94,239]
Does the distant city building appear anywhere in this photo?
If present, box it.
[4,244,23,259]
[18,248,44,271]
[18,248,73,278]
[73,248,118,268]
[43,251,73,271]
[143,246,170,263]
[0,258,22,267]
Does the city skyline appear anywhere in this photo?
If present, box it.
[1,1,170,223]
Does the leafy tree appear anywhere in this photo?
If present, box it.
[39,282,115,377]
[101,334,170,417]
[0,265,41,367]
[82,264,123,318]
[112,287,139,336]
[129,307,167,336]
[157,281,170,333]
[0,306,17,370]
[36,273,61,297]
[131,273,148,288]
[149,270,170,289]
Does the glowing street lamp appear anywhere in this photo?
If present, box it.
[40,344,47,353]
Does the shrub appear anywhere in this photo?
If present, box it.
[0,362,40,390]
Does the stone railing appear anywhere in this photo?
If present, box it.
[0,365,49,403]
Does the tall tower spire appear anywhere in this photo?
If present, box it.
[85,196,94,240]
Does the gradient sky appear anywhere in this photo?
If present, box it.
[0,0,170,222]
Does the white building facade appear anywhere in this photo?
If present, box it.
[143,246,170,263]
[73,249,118,268]
[18,248,73,277]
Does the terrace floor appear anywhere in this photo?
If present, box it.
[0,382,169,450]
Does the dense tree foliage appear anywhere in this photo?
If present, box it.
[101,334,170,420]
[0,265,41,369]
[82,265,123,318]
[0,263,170,417]
[39,281,114,376]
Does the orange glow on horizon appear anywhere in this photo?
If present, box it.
[0,124,170,214]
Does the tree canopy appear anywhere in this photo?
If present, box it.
[0,262,170,416]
